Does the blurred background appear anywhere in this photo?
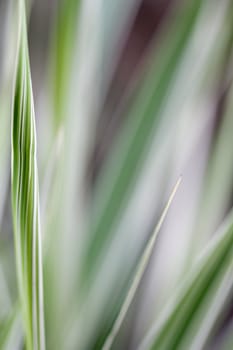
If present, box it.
[1,0,233,349]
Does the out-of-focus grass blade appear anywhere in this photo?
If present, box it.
[51,0,81,128]
[188,4,233,256]
[11,1,45,349]
[41,0,81,231]
[43,0,102,348]
[195,80,233,243]
[139,212,233,350]
[102,178,181,350]
[83,0,203,282]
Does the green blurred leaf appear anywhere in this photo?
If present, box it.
[51,0,81,128]
[186,2,233,258]
[43,0,103,348]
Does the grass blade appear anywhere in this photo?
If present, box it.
[11,1,45,349]
[102,177,181,350]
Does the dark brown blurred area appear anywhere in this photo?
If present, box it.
[90,0,176,184]
[107,0,174,109]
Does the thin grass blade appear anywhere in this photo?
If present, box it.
[102,177,181,350]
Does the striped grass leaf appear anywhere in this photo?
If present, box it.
[83,0,204,282]
[139,212,233,350]
[102,178,181,350]
[11,1,45,349]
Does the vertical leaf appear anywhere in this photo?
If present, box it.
[11,1,45,349]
